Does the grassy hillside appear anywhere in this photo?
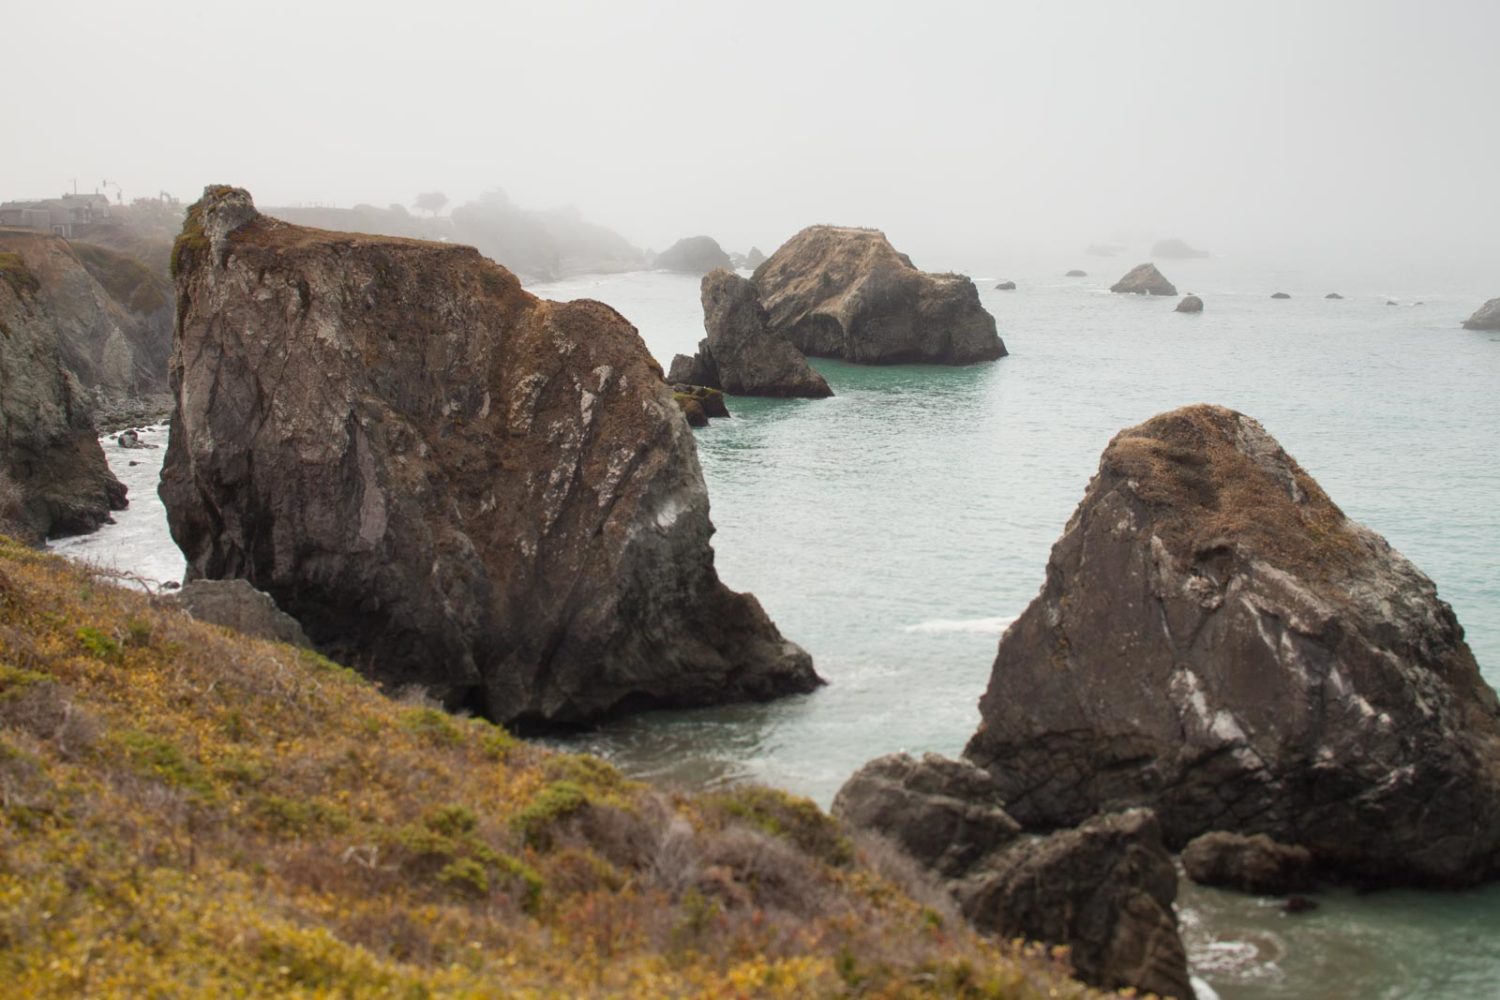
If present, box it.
[0,539,1102,998]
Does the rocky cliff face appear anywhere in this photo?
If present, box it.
[1463,297,1500,331]
[964,404,1500,886]
[668,270,831,398]
[752,226,1006,364]
[160,186,820,726]
[0,237,127,540]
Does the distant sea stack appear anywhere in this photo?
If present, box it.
[751,225,1005,364]
[1462,297,1500,330]
[654,235,732,274]
[1065,269,1088,277]
[667,269,831,398]
[1271,292,1291,299]
[0,234,128,541]
[1151,238,1209,259]
[745,246,767,268]
[964,404,1500,887]
[1325,292,1344,300]
[1110,263,1177,296]
[161,186,821,726]
[993,280,1016,291]
[1175,294,1203,313]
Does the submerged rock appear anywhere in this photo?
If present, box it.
[1151,238,1209,259]
[0,237,127,541]
[654,235,732,274]
[964,404,1500,886]
[1175,295,1203,314]
[752,226,1005,364]
[161,186,820,727]
[958,810,1194,1000]
[672,270,831,398]
[1463,297,1500,331]
[1110,263,1177,296]
[1181,831,1316,896]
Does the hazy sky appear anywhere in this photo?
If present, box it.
[5,0,1497,269]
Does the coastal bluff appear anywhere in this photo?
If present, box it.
[160,185,821,727]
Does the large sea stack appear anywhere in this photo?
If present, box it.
[751,226,1005,364]
[667,269,831,398]
[964,404,1500,886]
[1462,297,1500,331]
[1109,263,1177,296]
[160,186,820,726]
[654,235,732,274]
[0,233,127,540]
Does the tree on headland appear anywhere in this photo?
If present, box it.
[414,192,448,217]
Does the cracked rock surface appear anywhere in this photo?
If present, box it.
[161,186,820,726]
[964,404,1500,886]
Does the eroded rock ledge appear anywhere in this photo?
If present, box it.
[161,185,821,726]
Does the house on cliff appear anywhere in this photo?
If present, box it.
[0,192,112,237]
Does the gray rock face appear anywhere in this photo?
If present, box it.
[1176,295,1203,314]
[964,404,1500,886]
[834,754,1193,999]
[832,752,1019,878]
[1152,238,1209,260]
[175,579,311,648]
[1181,831,1316,896]
[752,226,1005,364]
[0,235,127,541]
[958,810,1194,1000]
[1463,297,1500,331]
[161,186,820,727]
[672,270,831,398]
[1110,263,1177,296]
[654,235,732,274]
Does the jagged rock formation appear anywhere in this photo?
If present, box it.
[654,236,731,274]
[1463,297,1500,330]
[0,237,127,541]
[751,226,1005,364]
[1151,238,1209,259]
[745,246,767,268]
[1176,295,1203,314]
[834,753,1193,999]
[175,579,311,648]
[1181,832,1316,896]
[964,404,1500,886]
[160,186,820,726]
[668,270,831,398]
[1109,263,1177,296]
[994,281,1016,291]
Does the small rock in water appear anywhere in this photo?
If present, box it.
[1283,896,1319,914]
[994,280,1016,290]
[1066,269,1088,277]
[117,430,143,449]
[1271,292,1291,299]
[1326,292,1344,299]
[1176,295,1204,314]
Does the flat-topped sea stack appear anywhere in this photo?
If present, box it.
[668,269,831,398]
[964,404,1500,886]
[0,234,128,540]
[1463,297,1500,330]
[751,225,1005,364]
[160,186,820,726]
[654,235,732,274]
[1110,263,1177,296]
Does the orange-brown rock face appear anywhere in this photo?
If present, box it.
[161,186,820,726]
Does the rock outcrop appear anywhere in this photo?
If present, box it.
[654,236,732,274]
[751,226,1004,364]
[668,270,831,398]
[1176,295,1203,314]
[160,186,820,727]
[670,384,729,427]
[745,246,767,268]
[175,579,312,648]
[964,404,1500,886]
[1151,239,1209,260]
[1181,832,1316,896]
[0,238,127,541]
[834,753,1193,999]
[1325,292,1344,300]
[1109,263,1177,296]
[1271,292,1291,299]
[1462,297,1500,331]
[994,280,1016,291]
[957,810,1193,1000]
